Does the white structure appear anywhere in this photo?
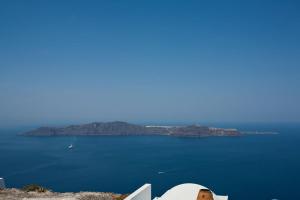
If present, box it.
[125,183,228,200]
[154,183,228,200]
[0,178,5,189]
[124,184,151,200]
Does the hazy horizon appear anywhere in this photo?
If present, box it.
[1,0,300,127]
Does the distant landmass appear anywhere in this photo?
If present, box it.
[23,121,240,137]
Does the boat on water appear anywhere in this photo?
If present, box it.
[68,144,73,149]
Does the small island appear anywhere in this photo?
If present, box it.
[23,121,240,137]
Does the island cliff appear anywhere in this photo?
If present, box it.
[23,121,240,137]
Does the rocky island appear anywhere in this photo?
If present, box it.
[23,121,240,137]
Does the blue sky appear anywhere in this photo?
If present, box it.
[0,0,300,126]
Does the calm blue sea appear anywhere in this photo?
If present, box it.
[0,123,300,200]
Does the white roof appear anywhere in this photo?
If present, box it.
[154,183,228,200]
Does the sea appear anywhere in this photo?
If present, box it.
[0,122,300,200]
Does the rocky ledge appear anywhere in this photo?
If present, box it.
[0,188,127,200]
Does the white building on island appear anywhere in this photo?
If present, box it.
[124,183,228,200]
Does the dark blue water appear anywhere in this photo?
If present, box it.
[1,123,300,200]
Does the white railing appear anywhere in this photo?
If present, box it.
[124,184,151,200]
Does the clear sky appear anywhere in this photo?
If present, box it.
[0,0,300,127]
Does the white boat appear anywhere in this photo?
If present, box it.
[68,144,73,149]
